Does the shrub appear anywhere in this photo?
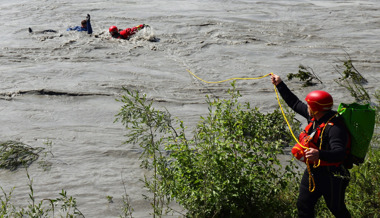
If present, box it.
[116,82,301,217]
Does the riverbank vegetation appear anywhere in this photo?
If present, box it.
[114,59,379,217]
[115,83,302,217]
[115,77,379,217]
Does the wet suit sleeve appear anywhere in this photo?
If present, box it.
[319,119,348,163]
[87,20,92,34]
[67,26,83,31]
[276,81,310,120]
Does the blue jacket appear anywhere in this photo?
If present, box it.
[67,20,92,34]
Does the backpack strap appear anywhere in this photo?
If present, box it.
[318,115,352,169]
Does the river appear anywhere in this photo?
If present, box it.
[0,0,379,217]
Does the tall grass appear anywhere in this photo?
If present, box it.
[0,170,84,217]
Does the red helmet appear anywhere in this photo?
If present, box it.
[109,26,118,35]
[305,90,333,112]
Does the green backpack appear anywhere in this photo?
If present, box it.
[338,103,376,166]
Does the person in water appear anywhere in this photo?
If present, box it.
[66,14,93,34]
[109,24,145,39]
[29,14,92,35]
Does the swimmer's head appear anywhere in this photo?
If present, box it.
[109,26,118,36]
[81,20,87,28]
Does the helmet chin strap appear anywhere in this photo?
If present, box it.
[310,109,329,121]
[308,107,320,118]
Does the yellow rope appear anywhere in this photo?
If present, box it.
[187,69,317,192]
[186,69,271,83]
[186,69,303,148]
[274,84,315,192]
[273,85,307,149]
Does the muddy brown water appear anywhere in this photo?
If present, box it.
[0,0,379,217]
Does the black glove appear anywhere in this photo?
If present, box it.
[86,14,90,21]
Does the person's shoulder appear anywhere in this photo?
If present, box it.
[328,114,348,135]
[329,111,345,126]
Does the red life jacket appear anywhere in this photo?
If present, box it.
[291,118,350,167]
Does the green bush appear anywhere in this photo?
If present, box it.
[116,82,301,217]
[346,147,380,217]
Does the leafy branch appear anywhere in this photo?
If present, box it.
[334,58,370,103]
[287,65,323,87]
